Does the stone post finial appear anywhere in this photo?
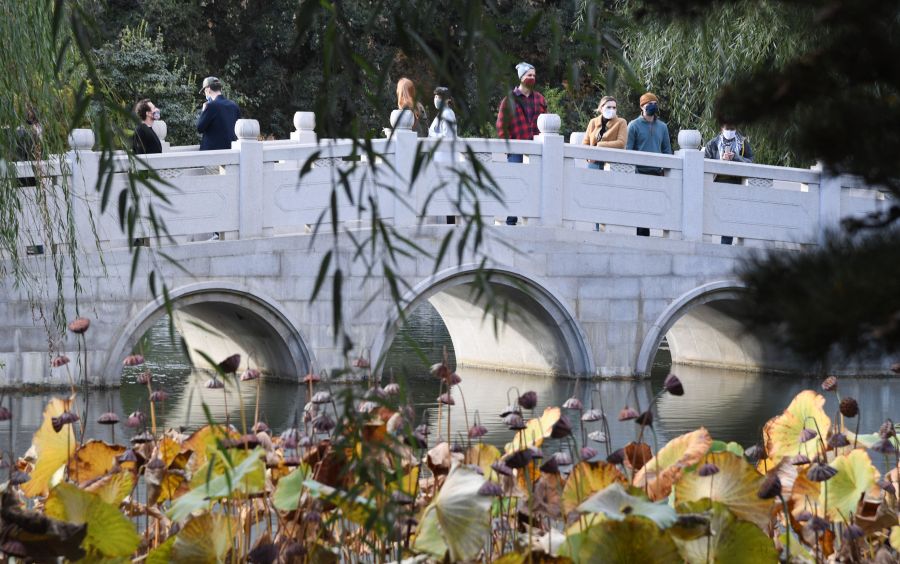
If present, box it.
[293,111,316,133]
[151,120,168,142]
[537,114,561,135]
[235,119,260,141]
[68,129,95,151]
[389,109,415,130]
[677,130,702,151]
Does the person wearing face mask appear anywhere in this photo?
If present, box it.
[132,98,162,155]
[583,95,628,169]
[626,92,672,236]
[429,86,457,140]
[197,76,241,150]
[496,62,547,225]
[704,122,753,164]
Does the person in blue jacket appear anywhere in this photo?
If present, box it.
[197,76,241,150]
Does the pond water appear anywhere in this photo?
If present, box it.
[2,304,899,464]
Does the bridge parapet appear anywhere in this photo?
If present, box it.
[34,112,885,254]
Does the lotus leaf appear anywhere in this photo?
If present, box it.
[710,440,744,457]
[634,428,712,500]
[45,482,140,559]
[182,424,241,473]
[414,505,449,559]
[577,482,677,527]
[506,407,561,453]
[892,527,900,554]
[493,550,573,563]
[763,390,830,462]
[466,443,502,480]
[532,472,565,519]
[673,500,778,564]
[22,397,76,497]
[623,441,653,471]
[561,461,626,518]
[414,464,492,562]
[822,449,879,522]
[84,471,136,506]
[559,516,680,563]
[675,452,774,529]
[168,447,265,523]
[66,440,126,485]
[0,489,87,561]
[150,512,235,563]
[272,463,311,512]
[303,479,377,526]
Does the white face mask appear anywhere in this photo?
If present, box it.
[722,129,736,140]
[601,108,616,120]
[434,97,442,109]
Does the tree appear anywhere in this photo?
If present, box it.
[93,22,198,145]
[634,0,900,365]
[618,1,814,165]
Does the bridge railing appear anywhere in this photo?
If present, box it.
[50,111,891,251]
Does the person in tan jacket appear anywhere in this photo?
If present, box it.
[583,95,627,169]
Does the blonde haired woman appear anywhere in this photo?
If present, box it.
[396,77,429,137]
[583,95,627,169]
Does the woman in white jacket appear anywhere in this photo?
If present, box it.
[428,86,457,141]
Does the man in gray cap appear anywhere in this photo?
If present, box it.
[495,62,547,225]
[197,76,241,151]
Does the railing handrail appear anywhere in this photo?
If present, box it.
[39,112,887,251]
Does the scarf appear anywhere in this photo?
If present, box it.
[716,133,745,160]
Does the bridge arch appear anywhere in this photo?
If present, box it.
[370,265,595,377]
[104,281,313,381]
[636,280,802,376]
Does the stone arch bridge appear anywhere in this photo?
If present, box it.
[0,112,891,387]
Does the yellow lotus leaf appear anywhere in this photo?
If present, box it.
[673,501,779,564]
[67,440,126,485]
[675,452,774,530]
[182,424,240,473]
[22,397,76,497]
[633,428,712,500]
[506,407,561,453]
[772,459,823,520]
[763,390,830,462]
[559,516,681,564]
[891,527,900,553]
[466,443,502,480]
[85,471,136,506]
[168,512,236,563]
[157,436,183,466]
[45,482,141,559]
[822,449,879,523]
[561,461,627,518]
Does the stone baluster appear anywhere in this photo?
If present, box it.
[676,130,703,241]
[68,129,101,245]
[234,119,263,239]
[290,112,317,144]
[536,114,563,227]
[151,120,170,152]
[389,109,417,227]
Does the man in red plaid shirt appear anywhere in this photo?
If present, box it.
[496,62,547,225]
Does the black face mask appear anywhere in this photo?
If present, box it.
[645,102,658,116]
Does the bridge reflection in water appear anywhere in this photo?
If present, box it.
[5,313,898,458]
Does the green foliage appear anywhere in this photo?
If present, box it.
[93,22,198,145]
[619,0,815,163]
[168,447,266,523]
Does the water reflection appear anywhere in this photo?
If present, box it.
[2,311,898,465]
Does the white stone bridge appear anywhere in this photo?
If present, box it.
[0,112,891,387]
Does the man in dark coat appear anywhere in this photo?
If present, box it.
[197,76,241,150]
[132,98,162,155]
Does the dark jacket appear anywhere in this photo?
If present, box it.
[132,123,162,155]
[704,133,753,163]
[197,96,241,150]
